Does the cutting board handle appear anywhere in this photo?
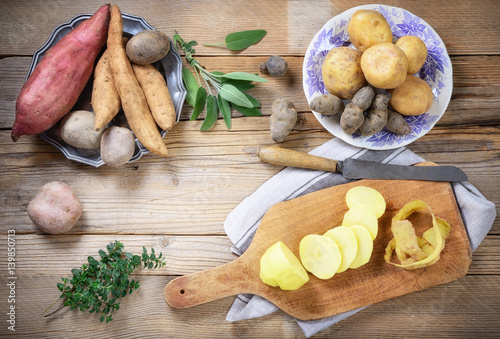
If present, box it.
[164,256,256,309]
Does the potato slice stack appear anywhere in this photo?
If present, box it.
[260,186,386,290]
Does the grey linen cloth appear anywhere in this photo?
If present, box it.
[223,138,497,338]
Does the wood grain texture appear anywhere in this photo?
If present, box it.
[0,0,498,337]
[2,55,500,128]
[1,0,499,56]
[0,274,498,338]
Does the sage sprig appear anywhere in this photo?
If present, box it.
[43,240,165,323]
[203,29,267,51]
[174,31,268,131]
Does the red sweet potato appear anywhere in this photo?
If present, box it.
[11,4,111,142]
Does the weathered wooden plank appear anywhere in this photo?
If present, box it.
[1,0,499,57]
[0,123,498,235]
[0,274,498,337]
[0,234,497,277]
[2,55,500,129]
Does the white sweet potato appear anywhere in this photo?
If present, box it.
[107,5,169,156]
[11,4,110,141]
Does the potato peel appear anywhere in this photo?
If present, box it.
[384,200,450,270]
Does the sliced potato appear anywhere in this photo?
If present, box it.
[342,203,379,240]
[348,225,373,269]
[324,226,358,273]
[346,186,386,218]
[260,241,309,290]
[299,234,341,280]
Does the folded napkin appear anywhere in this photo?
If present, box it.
[223,138,496,338]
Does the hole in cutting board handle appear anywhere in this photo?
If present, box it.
[180,289,185,294]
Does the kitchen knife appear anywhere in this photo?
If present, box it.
[257,146,468,182]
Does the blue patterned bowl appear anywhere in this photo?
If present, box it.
[30,12,186,167]
[303,4,452,150]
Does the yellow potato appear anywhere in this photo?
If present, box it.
[389,75,433,116]
[395,35,428,74]
[324,226,358,273]
[360,42,408,89]
[322,47,367,100]
[260,241,309,290]
[342,203,379,240]
[348,225,373,269]
[348,9,393,53]
[299,234,341,280]
[346,186,386,218]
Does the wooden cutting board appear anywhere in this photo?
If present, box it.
[164,162,472,320]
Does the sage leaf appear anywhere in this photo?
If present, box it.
[221,79,256,91]
[191,86,207,121]
[220,84,253,108]
[231,102,262,116]
[243,92,261,107]
[182,67,199,107]
[222,72,267,83]
[200,95,219,131]
[225,29,267,50]
[217,94,232,129]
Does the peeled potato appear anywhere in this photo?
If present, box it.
[346,186,386,218]
[348,225,374,269]
[322,47,367,100]
[342,203,379,240]
[389,75,433,116]
[324,226,358,273]
[395,35,427,74]
[348,9,393,53]
[385,199,451,270]
[299,234,341,279]
[360,42,408,89]
[260,241,309,290]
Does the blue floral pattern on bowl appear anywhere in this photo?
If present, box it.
[302,5,452,150]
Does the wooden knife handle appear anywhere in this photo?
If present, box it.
[257,146,338,172]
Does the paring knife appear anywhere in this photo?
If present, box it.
[257,146,468,182]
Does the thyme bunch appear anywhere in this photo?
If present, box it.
[43,240,165,323]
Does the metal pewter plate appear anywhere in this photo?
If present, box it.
[303,4,452,150]
[27,12,186,167]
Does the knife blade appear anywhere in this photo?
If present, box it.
[257,146,467,182]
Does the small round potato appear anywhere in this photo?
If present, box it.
[27,181,82,234]
[361,42,408,89]
[348,10,393,53]
[395,35,428,74]
[322,47,367,100]
[389,75,434,116]
[60,110,106,149]
[100,126,136,167]
[126,30,170,65]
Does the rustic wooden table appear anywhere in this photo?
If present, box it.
[0,0,499,337]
